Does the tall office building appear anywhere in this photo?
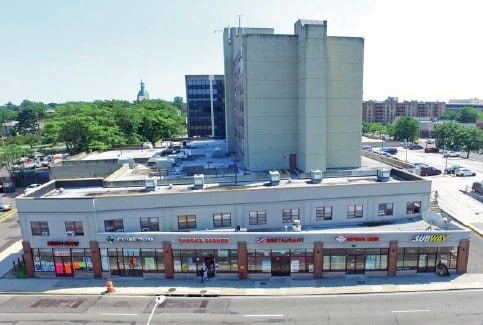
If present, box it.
[185,75,225,138]
[223,20,364,173]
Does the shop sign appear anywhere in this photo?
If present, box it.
[178,237,230,244]
[335,235,379,243]
[256,237,304,244]
[106,235,154,243]
[47,241,79,247]
[412,234,450,243]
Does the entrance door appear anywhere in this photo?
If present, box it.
[418,253,437,273]
[346,255,365,275]
[54,256,74,277]
[271,256,290,276]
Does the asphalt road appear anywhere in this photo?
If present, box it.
[0,290,482,324]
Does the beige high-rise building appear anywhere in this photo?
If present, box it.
[223,19,364,173]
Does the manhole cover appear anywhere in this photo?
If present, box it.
[159,299,208,309]
[31,298,86,308]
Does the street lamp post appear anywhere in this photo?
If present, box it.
[405,139,408,163]
[380,132,384,151]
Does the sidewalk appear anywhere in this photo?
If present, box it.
[1,272,483,297]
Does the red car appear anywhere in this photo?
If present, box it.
[424,147,439,153]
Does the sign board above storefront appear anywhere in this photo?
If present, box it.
[178,237,230,244]
[335,235,379,243]
[106,235,155,243]
[47,241,79,247]
[256,237,304,244]
[412,234,450,243]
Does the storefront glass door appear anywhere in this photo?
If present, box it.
[346,255,365,275]
[271,256,290,276]
[418,253,437,273]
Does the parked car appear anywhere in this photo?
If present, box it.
[443,150,460,158]
[420,166,442,176]
[362,145,373,152]
[472,181,483,194]
[0,203,12,211]
[455,168,476,177]
[424,147,439,153]
[408,144,423,150]
[382,147,398,155]
[413,162,428,168]
[445,165,462,174]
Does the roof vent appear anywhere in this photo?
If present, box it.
[193,174,204,189]
[269,170,280,186]
[145,177,156,191]
[310,170,322,184]
[292,220,302,232]
[377,169,390,182]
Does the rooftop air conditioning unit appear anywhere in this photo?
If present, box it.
[142,228,150,232]
[193,174,205,189]
[145,177,156,192]
[66,231,75,237]
[269,170,280,186]
[41,231,49,236]
[310,169,322,184]
[377,169,390,182]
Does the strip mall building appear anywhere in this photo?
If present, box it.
[16,167,471,280]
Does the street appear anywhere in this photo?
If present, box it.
[0,290,481,324]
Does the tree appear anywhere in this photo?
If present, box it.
[0,145,32,175]
[434,121,461,150]
[456,126,483,158]
[172,96,186,114]
[457,107,483,123]
[393,116,419,142]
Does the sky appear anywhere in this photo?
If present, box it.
[1,0,482,105]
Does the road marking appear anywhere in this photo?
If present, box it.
[392,309,429,313]
[100,313,138,316]
[245,314,284,317]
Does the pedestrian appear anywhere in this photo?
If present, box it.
[434,190,439,202]
[199,267,205,283]
[203,267,208,282]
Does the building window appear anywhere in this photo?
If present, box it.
[140,217,159,232]
[249,211,267,225]
[65,221,84,236]
[397,248,418,270]
[31,221,49,236]
[213,213,231,228]
[378,203,394,216]
[282,209,299,223]
[347,205,363,218]
[316,206,333,221]
[406,201,421,214]
[178,215,196,230]
[104,219,124,232]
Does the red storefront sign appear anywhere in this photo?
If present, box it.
[256,237,304,244]
[335,235,379,243]
[47,241,80,247]
[178,237,230,244]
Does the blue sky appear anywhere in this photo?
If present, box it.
[1,0,481,105]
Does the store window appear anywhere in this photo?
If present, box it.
[397,248,418,270]
[364,248,388,270]
[406,201,421,214]
[282,208,299,223]
[65,221,84,236]
[291,249,314,273]
[177,215,196,230]
[213,213,231,228]
[378,203,394,216]
[32,248,54,272]
[316,206,332,221]
[437,246,458,269]
[217,249,238,272]
[71,249,93,273]
[140,217,159,232]
[31,221,49,236]
[247,249,271,273]
[140,249,164,272]
[104,219,124,232]
[323,249,346,271]
[347,205,363,219]
[249,211,267,225]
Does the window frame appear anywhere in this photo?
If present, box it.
[177,215,197,230]
[31,221,49,236]
[65,221,84,236]
[140,217,159,231]
[249,211,267,225]
[213,212,232,228]
[282,208,299,224]
[406,201,421,214]
[104,219,124,232]
[316,206,333,221]
[347,205,363,218]
[378,203,394,216]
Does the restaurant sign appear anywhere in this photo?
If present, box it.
[335,235,379,243]
[257,237,304,244]
[412,234,450,243]
[47,241,79,247]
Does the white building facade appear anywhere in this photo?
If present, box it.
[223,20,364,173]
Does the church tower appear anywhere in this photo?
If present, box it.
[136,80,150,102]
